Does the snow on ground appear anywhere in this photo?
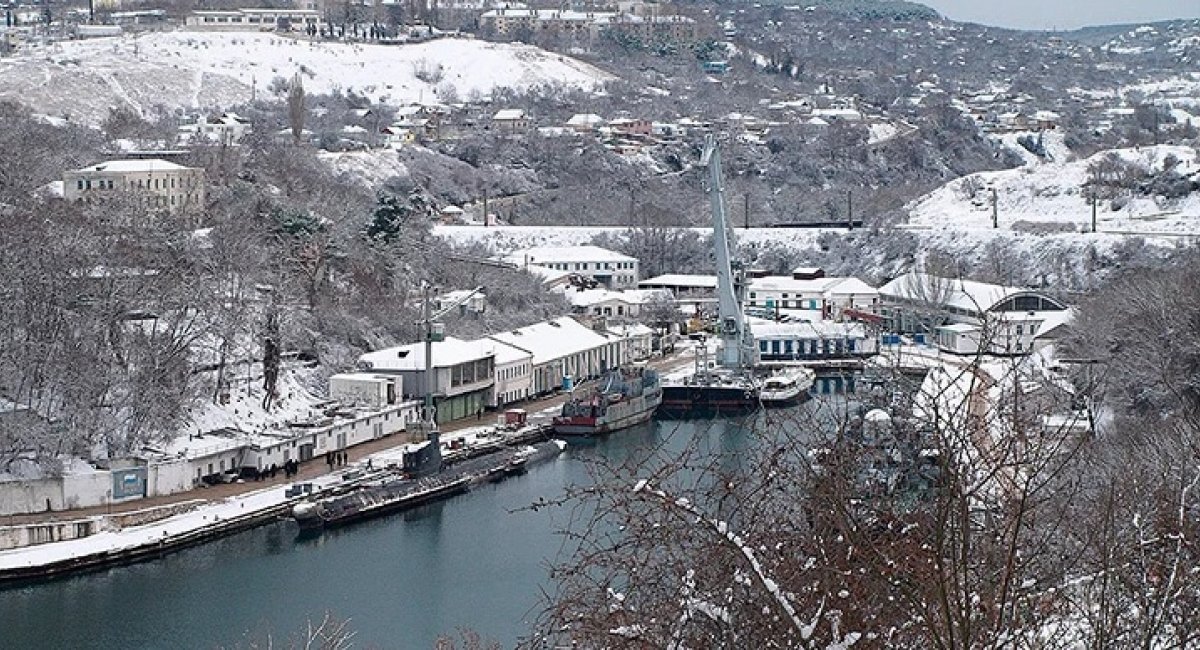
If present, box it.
[178,368,327,439]
[1124,74,1200,110]
[318,149,410,187]
[0,32,614,125]
[436,224,832,254]
[438,218,1193,290]
[0,472,344,570]
[907,143,1200,236]
[867,122,898,145]
[992,130,1073,165]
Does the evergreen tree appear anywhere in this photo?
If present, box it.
[366,194,411,243]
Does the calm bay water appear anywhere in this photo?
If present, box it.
[0,416,783,649]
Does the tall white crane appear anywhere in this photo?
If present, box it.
[700,134,758,371]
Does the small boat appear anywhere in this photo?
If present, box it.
[758,367,816,407]
[553,368,662,437]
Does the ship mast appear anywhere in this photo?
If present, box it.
[700,135,757,371]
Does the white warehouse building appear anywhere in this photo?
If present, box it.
[488,317,630,394]
[504,245,640,289]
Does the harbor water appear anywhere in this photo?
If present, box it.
[0,401,847,649]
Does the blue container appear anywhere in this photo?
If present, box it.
[562,374,574,391]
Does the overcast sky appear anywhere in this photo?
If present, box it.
[917,0,1200,31]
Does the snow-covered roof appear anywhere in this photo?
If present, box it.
[522,264,573,285]
[1033,310,1075,338]
[489,339,533,365]
[488,317,613,366]
[607,323,654,338]
[938,323,981,334]
[70,159,191,174]
[752,277,814,293]
[503,245,636,265]
[812,108,863,121]
[493,108,526,121]
[566,113,605,126]
[878,272,1032,315]
[750,276,878,296]
[639,274,718,289]
[329,372,394,383]
[566,288,666,308]
[358,336,495,371]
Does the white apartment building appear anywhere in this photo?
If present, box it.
[504,245,640,289]
[184,8,322,31]
[63,159,205,213]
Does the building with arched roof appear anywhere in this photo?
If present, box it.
[878,272,1071,355]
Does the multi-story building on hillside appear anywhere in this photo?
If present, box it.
[481,5,697,42]
[503,245,640,289]
[184,8,322,31]
[63,159,206,213]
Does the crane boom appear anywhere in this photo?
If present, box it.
[700,135,757,371]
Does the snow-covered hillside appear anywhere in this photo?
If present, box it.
[319,149,410,187]
[435,224,1170,289]
[0,32,614,124]
[907,143,1200,236]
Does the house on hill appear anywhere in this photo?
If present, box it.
[177,113,251,145]
[492,109,530,134]
[566,113,606,132]
[63,159,205,213]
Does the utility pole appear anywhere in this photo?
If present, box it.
[422,283,435,430]
[1091,194,1098,234]
[846,190,853,231]
[991,187,999,229]
[482,188,489,227]
[743,193,750,229]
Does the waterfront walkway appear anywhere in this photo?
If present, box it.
[5,353,691,527]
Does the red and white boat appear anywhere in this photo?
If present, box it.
[552,368,662,438]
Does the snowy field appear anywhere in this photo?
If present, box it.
[0,32,614,124]
[907,141,1200,236]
